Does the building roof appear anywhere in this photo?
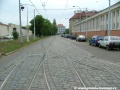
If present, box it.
[0,22,8,26]
[57,24,65,27]
[69,11,97,20]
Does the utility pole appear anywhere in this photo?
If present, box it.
[34,9,36,40]
[86,8,88,38]
[108,0,111,36]
[19,0,23,44]
[26,6,29,42]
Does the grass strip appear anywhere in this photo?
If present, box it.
[0,36,47,54]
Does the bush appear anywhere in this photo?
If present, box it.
[12,32,19,40]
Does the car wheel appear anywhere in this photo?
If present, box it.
[106,45,110,50]
[99,44,101,48]
[89,42,91,45]
[94,43,97,47]
[119,48,120,50]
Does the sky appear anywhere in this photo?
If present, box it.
[0,0,119,28]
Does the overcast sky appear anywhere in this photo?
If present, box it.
[0,0,119,28]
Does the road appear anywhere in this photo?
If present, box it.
[65,37,120,64]
[0,36,120,90]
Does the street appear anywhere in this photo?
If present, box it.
[0,36,120,90]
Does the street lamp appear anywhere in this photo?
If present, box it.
[20,4,33,42]
[73,6,82,35]
[85,8,88,38]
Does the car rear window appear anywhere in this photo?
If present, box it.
[98,36,104,39]
[79,35,85,38]
[110,36,120,40]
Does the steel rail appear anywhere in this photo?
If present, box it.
[27,54,45,90]
[67,57,88,90]
[43,54,51,90]
[0,61,23,90]
[0,64,15,77]
[92,58,120,80]
[48,51,88,90]
[71,55,120,80]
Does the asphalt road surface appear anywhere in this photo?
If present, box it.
[0,36,120,90]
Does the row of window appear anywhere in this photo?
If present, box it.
[75,9,120,32]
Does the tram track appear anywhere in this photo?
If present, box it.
[48,50,89,90]
[27,54,46,90]
[0,40,47,90]
[71,55,120,81]
[0,61,23,90]
[69,54,120,87]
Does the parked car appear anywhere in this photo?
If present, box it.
[89,35,104,46]
[61,34,64,37]
[4,35,13,39]
[71,35,77,40]
[98,36,120,50]
[64,34,71,38]
[76,35,86,42]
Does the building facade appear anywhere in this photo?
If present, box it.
[0,23,32,38]
[69,10,97,36]
[57,24,65,34]
[70,1,120,38]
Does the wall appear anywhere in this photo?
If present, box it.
[0,24,9,37]
[72,30,120,38]
[0,23,32,38]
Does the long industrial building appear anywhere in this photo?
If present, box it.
[69,1,120,38]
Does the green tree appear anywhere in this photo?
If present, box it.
[52,19,58,35]
[22,26,26,29]
[12,31,19,39]
[64,29,69,34]
[30,15,44,36]
[29,15,57,36]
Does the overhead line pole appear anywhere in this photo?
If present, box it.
[34,9,36,40]
[108,0,111,36]
[86,8,88,38]
[19,0,23,44]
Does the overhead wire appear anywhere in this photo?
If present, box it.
[59,0,69,25]
[60,0,69,19]
[39,0,48,18]
[29,0,41,15]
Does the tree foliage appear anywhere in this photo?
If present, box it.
[64,29,69,34]
[29,15,57,36]
[22,26,26,29]
[52,19,58,35]
[12,31,19,40]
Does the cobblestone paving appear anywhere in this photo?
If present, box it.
[0,36,120,90]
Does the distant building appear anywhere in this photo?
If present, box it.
[57,24,65,34]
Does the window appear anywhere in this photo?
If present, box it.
[110,36,120,40]
[113,11,115,17]
[13,28,16,32]
[93,19,94,29]
[117,10,119,16]
[116,22,119,28]
[104,37,108,41]
[114,23,115,28]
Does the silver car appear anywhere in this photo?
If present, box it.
[4,35,13,39]
[98,36,120,50]
[76,35,86,42]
